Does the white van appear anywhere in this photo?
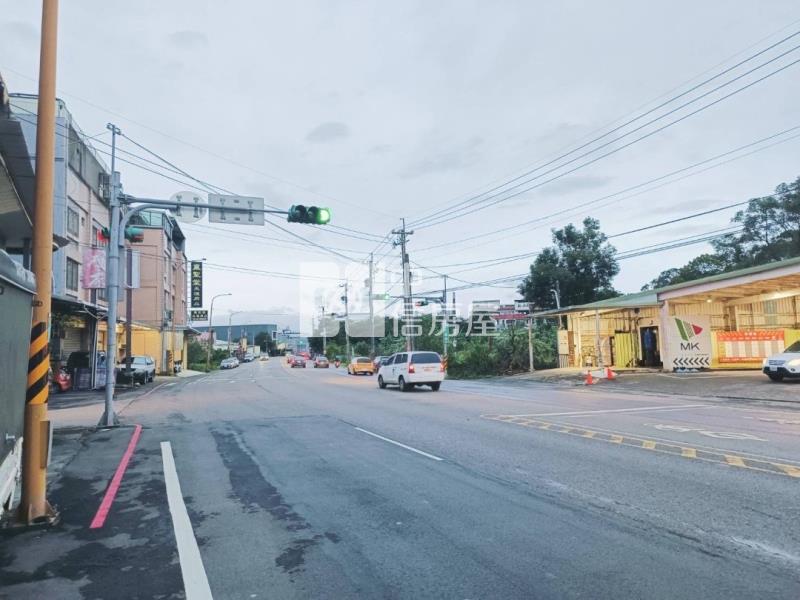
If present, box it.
[377,351,444,391]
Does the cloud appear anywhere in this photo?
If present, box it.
[369,144,393,155]
[305,121,350,143]
[633,197,723,217]
[400,136,484,179]
[0,21,37,45]
[534,175,613,197]
[167,30,208,49]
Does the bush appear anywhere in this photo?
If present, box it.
[188,363,210,373]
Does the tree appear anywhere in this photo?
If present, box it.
[254,331,277,354]
[518,217,619,309]
[643,177,800,289]
[642,253,730,290]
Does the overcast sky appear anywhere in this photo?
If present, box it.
[1,1,799,328]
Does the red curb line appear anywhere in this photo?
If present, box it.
[89,424,143,529]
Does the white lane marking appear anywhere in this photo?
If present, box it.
[354,427,444,461]
[160,442,214,600]
[163,382,177,387]
[517,404,713,417]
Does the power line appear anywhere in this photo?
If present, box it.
[412,124,800,256]
[412,54,800,229]
[406,22,800,227]
[5,70,398,219]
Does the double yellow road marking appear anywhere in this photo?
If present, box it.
[483,414,800,479]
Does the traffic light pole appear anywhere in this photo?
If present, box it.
[125,247,133,381]
[101,123,121,428]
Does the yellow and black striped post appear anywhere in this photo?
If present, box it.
[19,0,58,525]
[27,322,50,405]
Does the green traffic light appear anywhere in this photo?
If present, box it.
[316,207,331,224]
[287,204,330,224]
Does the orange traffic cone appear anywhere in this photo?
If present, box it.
[585,370,594,385]
[605,367,616,380]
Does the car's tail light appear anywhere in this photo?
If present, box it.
[408,363,415,373]
[439,362,444,372]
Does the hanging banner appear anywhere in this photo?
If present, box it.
[717,330,784,363]
[190,261,203,308]
[667,315,711,369]
[81,247,106,289]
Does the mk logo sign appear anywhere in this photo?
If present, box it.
[674,317,703,342]
[681,342,700,351]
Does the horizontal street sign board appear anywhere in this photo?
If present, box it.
[170,191,207,224]
[208,194,265,225]
[191,310,208,321]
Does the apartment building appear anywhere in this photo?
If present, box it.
[8,94,112,388]
[7,93,190,383]
[123,209,188,373]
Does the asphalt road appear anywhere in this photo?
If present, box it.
[11,359,800,599]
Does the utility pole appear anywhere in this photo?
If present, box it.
[227,310,242,354]
[528,317,535,373]
[20,0,59,524]
[320,306,327,356]
[101,122,121,428]
[368,253,375,358]
[206,293,231,369]
[442,274,448,359]
[392,219,414,352]
[340,282,350,359]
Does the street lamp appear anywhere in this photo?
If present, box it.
[206,293,232,370]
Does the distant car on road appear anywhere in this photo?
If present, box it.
[763,340,800,381]
[372,356,386,370]
[347,356,375,376]
[377,351,444,391]
[259,355,269,362]
[220,357,239,369]
[243,352,255,362]
[291,356,307,368]
[314,356,330,368]
[116,355,156,384]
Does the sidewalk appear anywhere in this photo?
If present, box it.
[509,367,800,403]
[0,425,183,598]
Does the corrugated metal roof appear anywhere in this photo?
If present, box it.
[655,255,800,294]
[531,257,800,317]
[532,290,658,317]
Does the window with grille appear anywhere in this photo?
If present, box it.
[67,207,80,237]
[66,258,79,291]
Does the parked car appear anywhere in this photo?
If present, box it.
[220,357,239,369]
[762,340,800,381]
[243,352,255,363]
[116,355,156,384]
[291,356,306,368]
[314,356,330,368]
[347,356,375,376]
[377,351,444,391]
